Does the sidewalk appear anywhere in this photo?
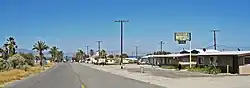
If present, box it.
[82,63,250,88]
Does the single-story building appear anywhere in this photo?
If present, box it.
[140,50,250,74]
[196,51,250,74]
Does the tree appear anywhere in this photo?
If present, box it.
[153,51,171,55]
[19,53,35,66]
[32,41,49,66]
[49,46,59,62]
[89,49,95,57]
[107,54,114,58]
[120,53,128,58]
[75,49,86,62]
[6,37,18,56]
[99,49,107,58]
[57,51,64,62]
[0,48,4,58]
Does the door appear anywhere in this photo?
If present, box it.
[232,55,239,74]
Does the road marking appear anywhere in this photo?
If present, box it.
[81,84,85,88]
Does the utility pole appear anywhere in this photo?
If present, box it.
[211,29,220,50]
[134,45,139,59]
[86,46,89,55]
[114,20,129,69]
[159,40,164,52]
[96,41,102,58]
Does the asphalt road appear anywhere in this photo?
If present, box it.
[6,63,164,88]
[6,63,82,88]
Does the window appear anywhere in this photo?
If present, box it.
[209,56,218,66]
[198,56,204,64]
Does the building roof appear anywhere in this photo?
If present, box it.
[142,51,250,58]
[146,54,191,58]
[197,51,250,56]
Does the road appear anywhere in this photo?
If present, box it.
[6,63,164,88]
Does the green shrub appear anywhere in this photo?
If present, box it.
[19,53,35,66]
[7,54,26,69]
[188,66,221,74]
[161,66,176,69]
[0,58,13,71]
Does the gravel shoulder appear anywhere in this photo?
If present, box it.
[81,63,250,88]
[71,63,164,88]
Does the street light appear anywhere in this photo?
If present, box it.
[114,20,129,69]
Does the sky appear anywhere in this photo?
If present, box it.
[0,0,250,55]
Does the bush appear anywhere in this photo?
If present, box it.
[7,54,26,69]
[161,65,176,69]
[19,53,35,66]
[0,58,12,71]
[188,66,221,74]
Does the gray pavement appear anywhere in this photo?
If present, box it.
[5,63,165,88]
[6,63,82,88]
[71,63,165,88]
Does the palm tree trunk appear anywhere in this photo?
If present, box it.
[39,51,43,66]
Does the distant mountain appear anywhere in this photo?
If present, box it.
[16,49,35,54]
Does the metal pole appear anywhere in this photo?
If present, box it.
[97,41,102,58]
[135,46,139,59]
[159,41,164,52]
[189,40,192,68]
[86,46,89,55]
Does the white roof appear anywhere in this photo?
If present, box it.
[141,51,250,58]
[147,54,190,58]
[125,58,137,60]
[197,51,250,56]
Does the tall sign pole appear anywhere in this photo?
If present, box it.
[114,20,129,69]
[174,32,192,68]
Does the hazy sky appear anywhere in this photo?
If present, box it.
[1,0,250,55]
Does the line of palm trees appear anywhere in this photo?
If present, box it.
[32,41,64,66]
[0,37,64,66]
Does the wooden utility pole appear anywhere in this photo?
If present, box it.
[114,20,129,69]
[211,29,220,50]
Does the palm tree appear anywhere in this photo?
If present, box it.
[57,51,64,62]
[89,49,95,57]
[49,46,59,62]
[6,37,18,56]
[76,49,85,62]
[32,41,49,66]
[100,49,107,58]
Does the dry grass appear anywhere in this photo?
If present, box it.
[0,63,54,85]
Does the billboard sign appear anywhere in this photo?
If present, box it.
[174,32,191,44]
